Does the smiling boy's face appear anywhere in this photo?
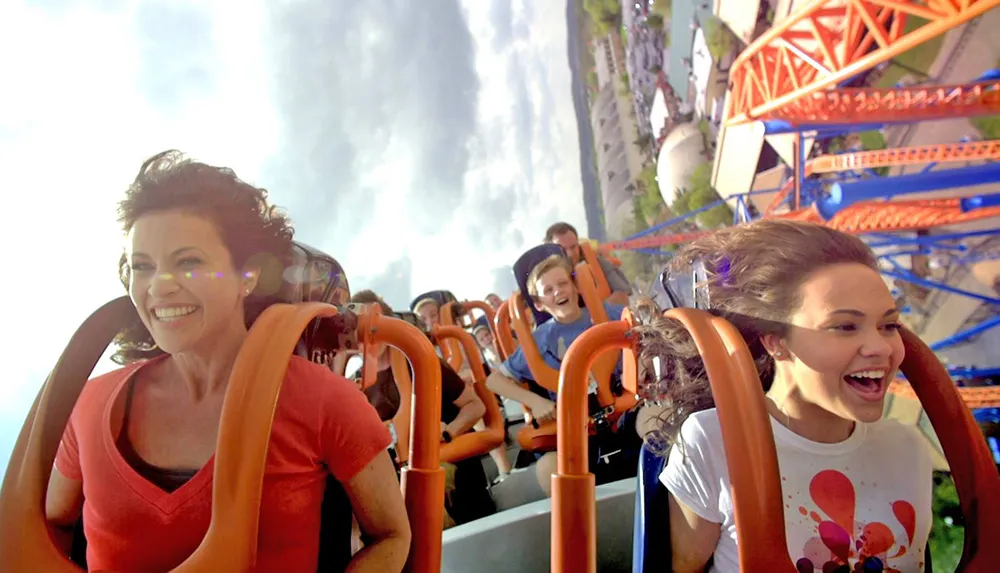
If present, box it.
[532,266,582,323]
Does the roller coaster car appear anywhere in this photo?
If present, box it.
[621,266,1000,573]
[507,244,637,453]
[0,242,449,573]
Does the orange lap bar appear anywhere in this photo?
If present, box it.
[456,299,499,344]
[553,310,1000,572]
[432,325,505,463]
[0,299,446,573]
[579,241,611,301]
[493,299,517,360]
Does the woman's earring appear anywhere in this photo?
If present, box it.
[774,351,784,359]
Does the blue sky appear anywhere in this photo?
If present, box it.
[0,0,586,479]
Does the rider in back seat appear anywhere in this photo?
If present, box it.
[545,221,632,306]
[486,253,641,495]
[350,290,497,525]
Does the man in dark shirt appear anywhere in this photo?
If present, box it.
[350,290,497,524]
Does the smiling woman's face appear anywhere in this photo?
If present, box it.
[778,262,905,424]
[126,210,253,356]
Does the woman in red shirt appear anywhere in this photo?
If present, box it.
[44,150,410,572]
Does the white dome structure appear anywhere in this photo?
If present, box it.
[656,122,706,205]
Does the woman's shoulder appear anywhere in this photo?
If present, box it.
[678,408,723,440]
[283,355,357,392]
[865,417,932,457]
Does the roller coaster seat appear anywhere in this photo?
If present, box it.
[68,242,360,572]
[631,263,941,573]
[410,290,459,323]
[512,244,576,327]
[632,443,671,573]
[508,244,638,453]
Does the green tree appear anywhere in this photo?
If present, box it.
[584,0,621,34]
[928,472,964,572]
[617,209,658,286]
[647,13,665,30]
[670,163,733,229]
[634,133,654,152]
[650,1,671,19]
[704,16,737,61]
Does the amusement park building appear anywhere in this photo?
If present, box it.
[591,35,650,239]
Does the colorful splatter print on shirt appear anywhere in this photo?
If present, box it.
[660,409,933,572]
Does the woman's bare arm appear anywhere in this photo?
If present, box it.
[445,383,485,436]
[344,452,412,572]
[45,467,85,555]
[668,494,721,573]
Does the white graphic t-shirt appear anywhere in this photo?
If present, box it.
[660,408,933,572]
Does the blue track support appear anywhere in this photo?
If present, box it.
[930,314,1000,352]
[877,248,929,260]
[620,186,789,244]
[949,366,1000,379]
[624,199,724,241]
[961,193,1000,212]
[881,269,1000,306]
[635,248,673,257]
[762,120,886,135]
[867,228,1000,248]
[819,163,1000,220]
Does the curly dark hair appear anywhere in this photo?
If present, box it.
[112,150,295,364]
[631,219,879,453]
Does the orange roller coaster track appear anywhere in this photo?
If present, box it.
[764,140,1000,215]
[599,197,1000,252]
[725,0,1000,127]
[890,381,1000,409]
[779,79,1000,124]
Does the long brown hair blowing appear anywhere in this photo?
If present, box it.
[632,219,879,453]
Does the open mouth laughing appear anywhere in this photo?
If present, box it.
[843,367,890,402]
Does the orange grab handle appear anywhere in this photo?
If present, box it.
[389,348,413,465]
[516,420,558,452]
[552,311,797,573]
[362,309,446,573]
[666,309,794,572]
[0,299,342,573]
[431,325,505,463]
[437,303,465,372]
[459,299,499,342]
[574,263,617,408]
[552,320,629,573]
[494,298,518,360]
[509,291,559,393]
[0,297,137,573]
[898,328,1000,571]
[579,241,611,301]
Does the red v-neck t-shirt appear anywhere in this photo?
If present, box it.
[54,354,392,572]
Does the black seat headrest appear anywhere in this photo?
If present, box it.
[281,241,350,305]
[512,244,574,326]
[409,290,458,312]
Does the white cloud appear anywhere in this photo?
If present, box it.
[0,0,586,477]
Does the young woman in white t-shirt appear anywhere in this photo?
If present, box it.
[633,220,934,573]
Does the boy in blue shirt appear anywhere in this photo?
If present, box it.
[485,254,637,495]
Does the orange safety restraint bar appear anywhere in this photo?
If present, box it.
[578,241,612,301]
[553,309,1000,572]
[0,298,447,573]
[437,303,465,373]
[432,325,505,463]
[493,298,518,360]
